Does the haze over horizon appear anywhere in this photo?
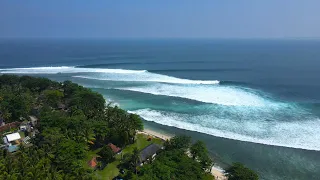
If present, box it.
[1,0,320,39]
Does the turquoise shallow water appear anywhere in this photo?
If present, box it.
[1,39,320,179]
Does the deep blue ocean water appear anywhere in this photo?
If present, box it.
[0,39,320,179]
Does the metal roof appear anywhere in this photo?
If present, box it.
[139,144,162,162]
[6,132,21,142]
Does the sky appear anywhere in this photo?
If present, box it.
[1,0,320,38]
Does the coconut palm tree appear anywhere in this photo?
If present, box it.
[131,147,140,175]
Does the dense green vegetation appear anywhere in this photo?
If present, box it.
[97,145,115,163]
[0,75,143,179]
[226,162,259,180]
[0,75,258,180]
[120,136,214,180]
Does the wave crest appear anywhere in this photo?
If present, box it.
[0,66,219,85]
[129,108,320,151]
[0,66,146,74]
[117,85,269,106]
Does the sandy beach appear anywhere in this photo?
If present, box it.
[140,128,228,179]
[139,128,172,140]
[211,166,227,180]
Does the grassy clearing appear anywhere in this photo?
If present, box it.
[95,160,120,180]
[84,133,164,179]
[122,133,164,154]
[19,131,25,139]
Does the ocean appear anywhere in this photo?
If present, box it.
[0,39,319,180]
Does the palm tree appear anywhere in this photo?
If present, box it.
[131,148,140,175]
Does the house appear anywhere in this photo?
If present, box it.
[139,143,162,165]
[6,132,21,143]
[4,132,21,153]
[88,156,98,168]
[108,143,121,154]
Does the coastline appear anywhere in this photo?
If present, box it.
[140,128,173,140]
[140,127,228,180]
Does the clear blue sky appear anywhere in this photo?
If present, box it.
[1,0,320,38]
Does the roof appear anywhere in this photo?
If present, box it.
[6,132,21,142]
[88,157,97,168]
[108,143,121,153]
[139,144,162,162]
[8,145,19,153]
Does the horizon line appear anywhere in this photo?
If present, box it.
[1,37,320,40]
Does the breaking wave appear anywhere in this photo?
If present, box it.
[116,85,272,106]
[2,66,320,151]
[128,108,320,151]
[0,66,146,74]
[0,66,220,85]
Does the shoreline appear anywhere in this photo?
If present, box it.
[140,127,228,180]
[211,166,227,180]
[139,128,173,140]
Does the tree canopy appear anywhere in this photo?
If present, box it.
[0,75,144,179]
[0,75,258,180]
[98,145,115,163]
[129,135,214,180]
[226,162,259,180]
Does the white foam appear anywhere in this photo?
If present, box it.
[129,108,320,151]
[118,84,271,106]
[0,66,219,85]
[3,66,319,150]
[74,75,220,85]
[0,66,146,74]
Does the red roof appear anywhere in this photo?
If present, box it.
[88,157,97,168]
[108,143,121,153]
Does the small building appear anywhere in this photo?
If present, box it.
[4,132,21,153]
[139,143,162,165]
[6,132,21,143]
[108,143,121,154]
[88,156,98,168]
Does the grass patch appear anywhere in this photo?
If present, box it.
[95,160,120,179]
[19,131,25,139]
[122,133,164,154]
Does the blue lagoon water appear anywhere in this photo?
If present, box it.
[0,39,320,179]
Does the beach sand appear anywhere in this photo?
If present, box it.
[211,166,227,180]
[140,128,228,180]
[140,128,173,140]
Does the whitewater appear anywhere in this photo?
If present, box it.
[1,66,320,151]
